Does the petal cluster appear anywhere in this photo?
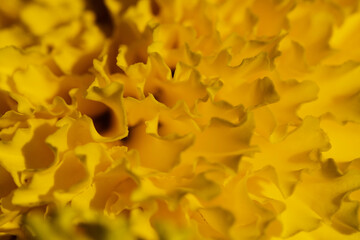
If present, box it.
[1,0,360,239]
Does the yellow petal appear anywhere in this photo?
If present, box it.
[12,65,59,105]
[125,123,194,171]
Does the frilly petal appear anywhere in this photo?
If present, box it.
[251,116,330,196]
[85,81,128,141]
[20,0,85,36]
[1,0,360,239]
[298,62,360,122]
[124,122,194,171]
[0,119,57,180]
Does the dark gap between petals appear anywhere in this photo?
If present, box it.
[121,125,136,145]
[92,109,112,135]
[170,67,175,78]
[77,223,106,240]
[7,235,17,240]
[86,0,114,37]
[0,94,12,116]
[152,88,164,103]
[157,121,166,136]
[150,0,160,16]
[135,54,147,65]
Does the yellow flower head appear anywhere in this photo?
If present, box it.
[1,0,360,239]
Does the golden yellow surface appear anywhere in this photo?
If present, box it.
[1,0,360,239]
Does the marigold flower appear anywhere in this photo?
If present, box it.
[1,0,360,239]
